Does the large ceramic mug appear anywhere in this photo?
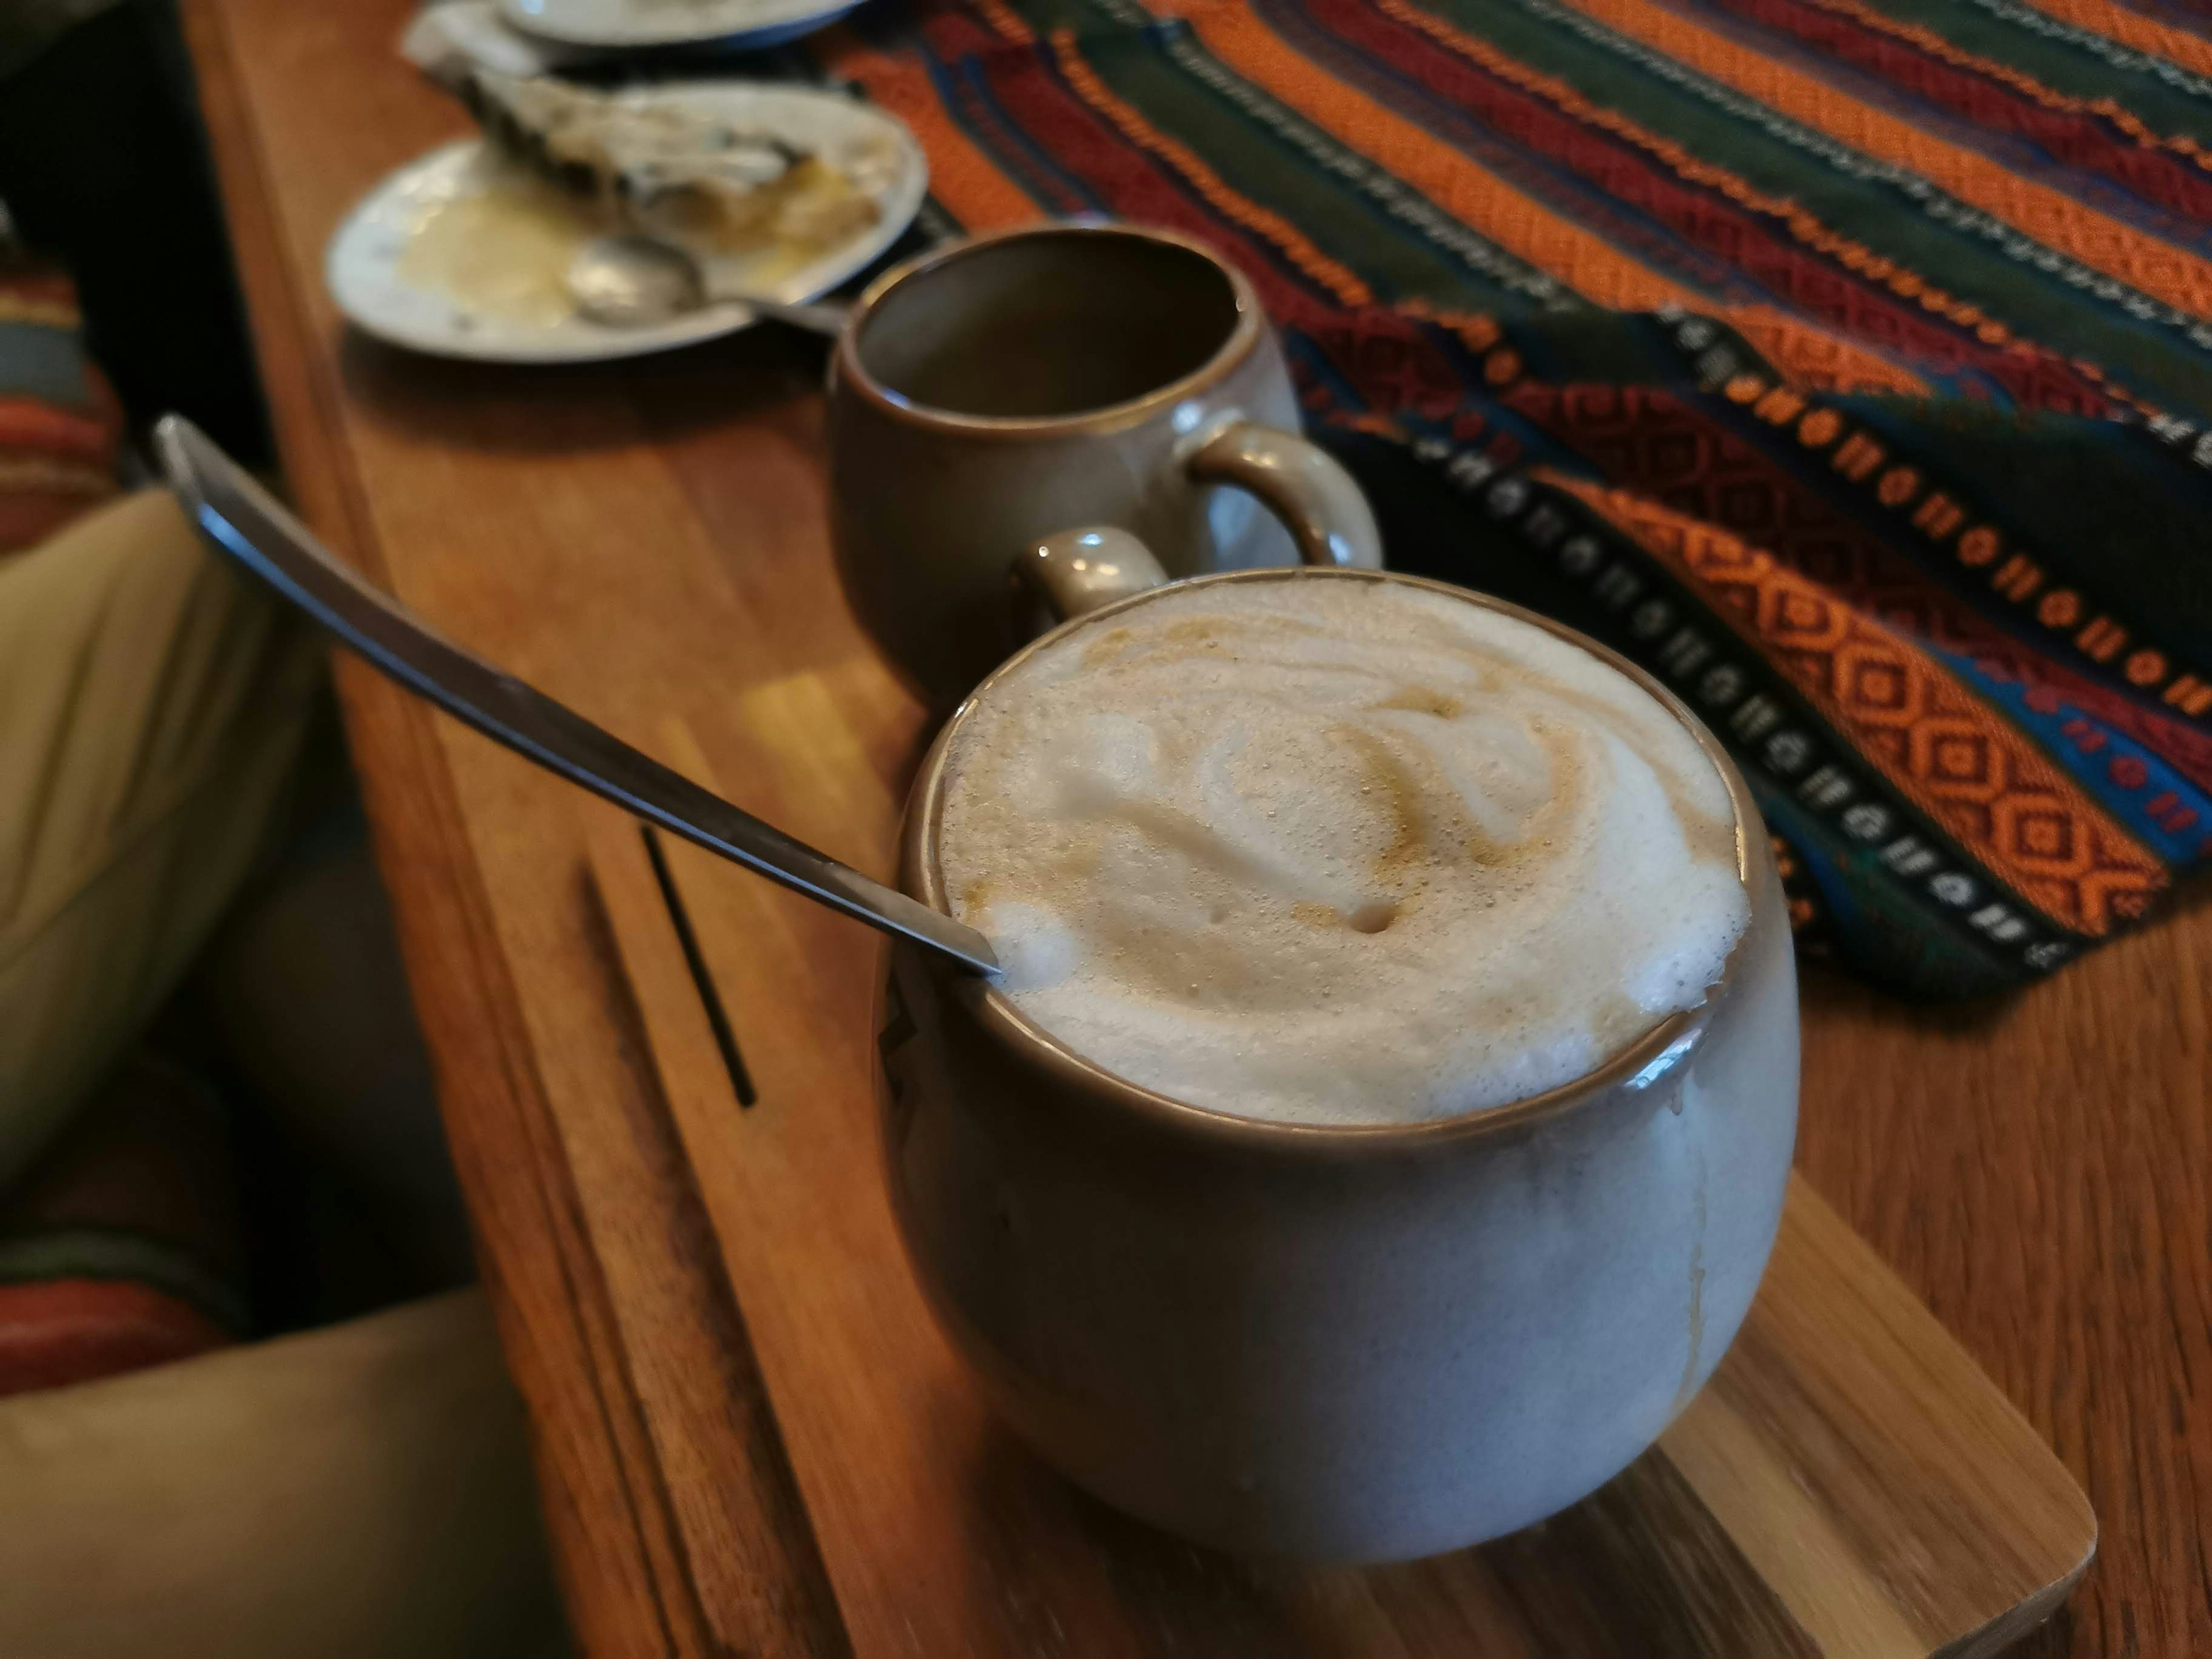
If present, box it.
[828,221,1381,699]
[876,552,1800,1564]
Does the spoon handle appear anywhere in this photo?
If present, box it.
[737,296,850,338]
[154,416,1000,979]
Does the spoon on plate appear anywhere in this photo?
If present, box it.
[153,415,999,978]
[566,233,850,335]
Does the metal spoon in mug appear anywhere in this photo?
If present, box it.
[153,415,998,978]
[566,233,850,335]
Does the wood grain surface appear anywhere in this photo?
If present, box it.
[177,0,2205,1650]
[579,719,2093,1657]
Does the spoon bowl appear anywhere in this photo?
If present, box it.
[565,233,850,336]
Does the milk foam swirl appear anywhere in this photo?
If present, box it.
[938,576,1749,1126]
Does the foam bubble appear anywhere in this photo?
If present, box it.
[938,576,1749,1126]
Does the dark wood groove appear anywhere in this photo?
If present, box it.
[643,826,758,1107]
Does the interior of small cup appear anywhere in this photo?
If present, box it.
[855,228,1244,420]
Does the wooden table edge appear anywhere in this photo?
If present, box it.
[177,5,721,1650]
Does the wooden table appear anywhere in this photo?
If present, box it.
[180,0,2207,1652]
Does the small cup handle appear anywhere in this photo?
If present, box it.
[1010,527,1171,631]
[1007,425,1379,634]
[1184,419,1382,571]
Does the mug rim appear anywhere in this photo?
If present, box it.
[905,565,1772,1153]
[836,221,1268,442]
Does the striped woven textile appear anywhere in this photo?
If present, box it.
[0,259,119,556]
[818,0,2212,996]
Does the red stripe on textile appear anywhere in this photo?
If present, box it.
[969,32,1357,325]
[922,3,1021,58]
[1715,0,2212,224]
[0,397,118,461]
[0,1279,230,1397]
[1299,0,2113,409]
[0,493,115,555]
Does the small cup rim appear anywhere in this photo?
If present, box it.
[905,565,1771,1154]
[835,221,1267,442]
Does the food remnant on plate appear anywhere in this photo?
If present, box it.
[397,171,601,328]
[461,72,882,265]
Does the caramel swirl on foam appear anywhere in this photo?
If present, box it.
[939,578,1748,1126]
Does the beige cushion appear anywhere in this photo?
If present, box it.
[0,488,323,1183]
[0,1290,566,1658]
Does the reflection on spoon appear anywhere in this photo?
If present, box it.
[565,233,849,335]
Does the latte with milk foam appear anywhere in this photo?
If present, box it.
[938,574,1749,1126]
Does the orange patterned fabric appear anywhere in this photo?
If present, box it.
[1800,0,2212,172]
[1545,469,2169,933]
[823,30,1044,230]
[1566,0,2212,320]
[1169,0,1713,310]
[1714,306,1930,395]
[1047,30,1377,304]
[824,0,2212,991]
[1164,0,1947,392]
[2018,0,2212,84]
[1366,0,1946,388]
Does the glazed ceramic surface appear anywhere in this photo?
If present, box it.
[499,0,862,52]
[876,567,1800,1563]
[827,223,1379,699]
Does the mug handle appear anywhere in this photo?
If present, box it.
[1009,422,1381,630]
[1010,527,1171,630]
[1183,419,1382,573]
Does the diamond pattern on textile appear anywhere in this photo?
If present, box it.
[1547,474,2169,933]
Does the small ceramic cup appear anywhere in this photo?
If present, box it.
[876,556,1800,1564]
[827,221,1380,700]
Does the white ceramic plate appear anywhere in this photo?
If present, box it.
[497,0,859,51]
[325,82,925,363]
